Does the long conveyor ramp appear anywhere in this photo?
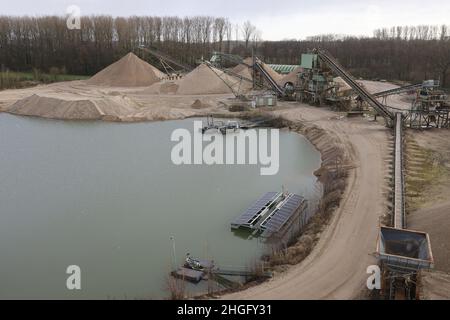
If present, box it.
[317,49,405,227]
[138,46,194,72]
[316,49,394,124]
[253,59,286,97]
[374,83,422,98]
[393,112,406,229]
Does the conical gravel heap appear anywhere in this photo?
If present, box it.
[87,52,163,87]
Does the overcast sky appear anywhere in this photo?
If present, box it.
[1,0,449,40]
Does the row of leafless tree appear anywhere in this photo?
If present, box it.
[259,33,450,87]
[0,16,449,88]
[373,25,450,41]
[0,15,260,75]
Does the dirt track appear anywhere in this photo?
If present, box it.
[225,105,391,299]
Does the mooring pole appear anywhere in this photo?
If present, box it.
[170,236,177,269]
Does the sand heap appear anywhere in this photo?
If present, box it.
[144,81,179,95]
[176,63,251,95]
[149,65,167,79]
[334,77,352,92]
[86,52,163,87]
[232,64,253,80]
[278,67,302,87]
[8,94,140,121]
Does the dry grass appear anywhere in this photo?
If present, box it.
[266,120,349,267]
[165,275,187,300]
[405,133,450,211]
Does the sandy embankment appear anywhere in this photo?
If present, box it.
[418,270,450,300]
[224,105,391,299]
[0,52,252,122]
[406,130,450,274]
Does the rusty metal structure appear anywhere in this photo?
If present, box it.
[377,227,434,299]
[406,80,450,129]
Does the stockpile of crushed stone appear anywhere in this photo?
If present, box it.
[144,81,179,94]
[232,65,253,80]
[176,63,251,95]
[334,77,352,92]
[8,94,140,121]
[86,52,163,87]
[278,67,302,87]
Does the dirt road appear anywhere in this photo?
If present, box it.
[225,104,390,299]
[361,80,413,110]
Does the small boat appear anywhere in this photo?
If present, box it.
[183,253,215,271]
[184,253,205,271]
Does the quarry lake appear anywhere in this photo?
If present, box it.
[0,114,321,299]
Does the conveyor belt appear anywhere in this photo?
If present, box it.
[374,83,422,98]
[393,113,406,229]
[254,59,286,97]
[316,49,394,123]
[138,46,194,72]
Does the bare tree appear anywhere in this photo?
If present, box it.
[213,17,226,52]
[242,20,256,49]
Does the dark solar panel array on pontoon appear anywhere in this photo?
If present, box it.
[232,192,279,227]
[262,194,304,233]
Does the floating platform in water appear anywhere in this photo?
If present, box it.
[231,192,307,242]
[171,267,205,283]
[260,193,305,237]
[231,192,282,230]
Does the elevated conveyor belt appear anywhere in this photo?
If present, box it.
[393,113,406,229]
[210,52,251,67]
[374,83,422,98]
[254,59,286,97]
[138,46,194,72]
[316,49,394,124]
[203,62,255,98]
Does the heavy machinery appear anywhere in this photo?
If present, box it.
[208,50,449,128]
[296,52,337,105]
[314,49,394,123]
[252,57,288,98]
[293,49,394,124]
[406,80,450,128]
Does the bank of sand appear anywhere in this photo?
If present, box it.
[0,53,252,121]
[0,80,234,121]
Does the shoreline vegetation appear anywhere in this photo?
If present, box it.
[0,70,89,90]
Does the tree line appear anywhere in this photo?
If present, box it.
[259,35,450,87]
[0,15,261,76]
[254,25,450,88]
[0,15,449,88]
